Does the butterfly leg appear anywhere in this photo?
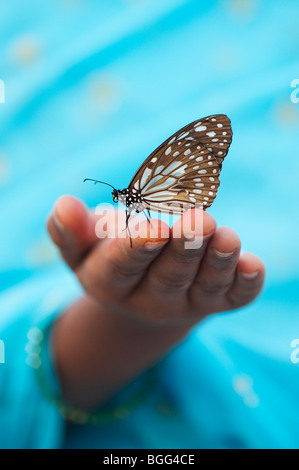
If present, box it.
[125,208,133,248]
[144,209,153,228]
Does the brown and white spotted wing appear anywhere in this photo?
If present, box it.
[142,144,221,214]
[190,114,232,166]
[128,114,232,215]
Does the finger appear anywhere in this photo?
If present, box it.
[225,252,265,309]
[47,195,99,270]
[142,208,217,299]
[190,226,241,299]
[76,218,170,300]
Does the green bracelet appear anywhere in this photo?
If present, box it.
[26,324,157,425]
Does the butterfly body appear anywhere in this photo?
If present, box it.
[112,188,144,213]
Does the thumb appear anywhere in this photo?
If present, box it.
[47,195,98,270]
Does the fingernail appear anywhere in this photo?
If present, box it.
[183,233,203,241]
[212,248,235,259]
[239,271,259,279]
[53,208,66,232]
[144,241,167,251]
[183,235,204,249]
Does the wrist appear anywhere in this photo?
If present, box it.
[52,293,193,408]
[83,293,194,341]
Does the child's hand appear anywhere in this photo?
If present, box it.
[47,195,265,409]
[48,195,265,327]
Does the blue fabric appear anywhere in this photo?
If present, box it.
[0,0,299,448]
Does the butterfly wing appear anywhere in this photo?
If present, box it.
[186,114,233,166]
[128,114,232,215]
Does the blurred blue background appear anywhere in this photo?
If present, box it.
[0,0,299,448]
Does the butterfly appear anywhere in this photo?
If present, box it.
[84,114,232,247]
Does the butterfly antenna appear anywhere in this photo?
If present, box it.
[83,178,115,190]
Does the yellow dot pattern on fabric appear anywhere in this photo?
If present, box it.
[87,75,123,114]
[10,35,41,65]
[26,238,59,267]
[228,0,259,20]
[275,102,299,126]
